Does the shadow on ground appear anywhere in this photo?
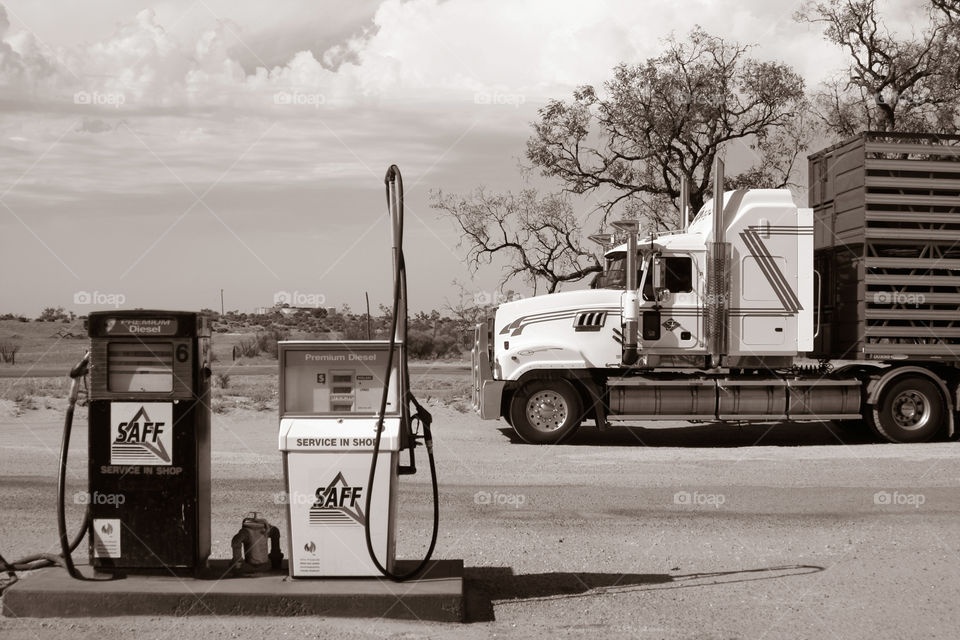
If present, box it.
[499,420,876,447]
[464,564,824,622]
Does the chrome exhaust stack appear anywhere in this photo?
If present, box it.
[705,158,730,369]
[612,220,640,366]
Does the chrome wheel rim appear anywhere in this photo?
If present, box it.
[892,390,930,431]
[526,390,568,433]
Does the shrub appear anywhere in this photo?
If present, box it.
[236,337,261,358]
[433,335,458,358]
[405,330,435,359]
[256,328,288,358]
[0,341,19,364]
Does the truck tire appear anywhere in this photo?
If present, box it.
[869,375,945,443]
[509,379,583,444]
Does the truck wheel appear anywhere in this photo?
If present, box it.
[509,379,583,444]
[869,376,945,443]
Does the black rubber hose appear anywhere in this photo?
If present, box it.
[363,165,440,582]
[2,512,89,572]
[0,354,96,593]
[57,352,90,580]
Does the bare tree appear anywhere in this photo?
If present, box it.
[796,0,960,137]
[931,0,960,23]
[432,188,600,294]
[526,26,808,221]
[435,27,809,293]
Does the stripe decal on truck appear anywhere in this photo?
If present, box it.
[739,225,812,314]
[500,307,621,336]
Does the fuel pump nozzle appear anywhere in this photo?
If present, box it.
[363,165,439,582]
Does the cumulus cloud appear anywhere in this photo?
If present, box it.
[0,4,67,99]
[0,0,863,116]
[0,0,885,318]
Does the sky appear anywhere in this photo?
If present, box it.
[0,0,928,317]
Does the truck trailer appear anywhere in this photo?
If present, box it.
[472,132,960,444]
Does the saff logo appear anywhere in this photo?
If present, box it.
[309,472,365,526]
[110,402,173,466]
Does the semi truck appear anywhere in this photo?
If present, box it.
[472,132,960,444]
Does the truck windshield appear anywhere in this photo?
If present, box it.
[592,254,653,301]
[593,256,627,289]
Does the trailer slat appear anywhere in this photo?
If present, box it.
[865,193,960,206]
[867,292,960,303]
[865,273,960,285]
[866,257,960,269]
[866,326,960,338]
[864,141,960,156]
[865,158,960,173]
[865,228,960,241]
[865,176,960,190]
[866,211,960,224]
[866,309,960,320]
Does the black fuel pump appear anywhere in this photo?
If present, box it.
[3,312,212,585]
[85,311,212,574]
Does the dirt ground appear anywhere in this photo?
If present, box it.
[1,395,960,639]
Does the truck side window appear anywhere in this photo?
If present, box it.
[664,257,692,293]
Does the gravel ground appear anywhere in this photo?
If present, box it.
[2,399,960,639]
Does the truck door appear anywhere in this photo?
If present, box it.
[640,253,701,351]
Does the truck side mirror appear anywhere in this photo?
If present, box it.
[651,254,662,291]
[652,254,668,302]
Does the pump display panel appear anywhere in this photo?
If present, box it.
[107,342,175,393]
[280,342,400,416]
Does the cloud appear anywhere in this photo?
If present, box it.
[0,0,858,116]
[0,0,884,317]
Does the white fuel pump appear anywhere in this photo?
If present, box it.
[277,165,438,582]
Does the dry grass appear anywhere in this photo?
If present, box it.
[1,369,473,415]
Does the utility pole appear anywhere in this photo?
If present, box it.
[365,291,372,339]
[220,289,224,317]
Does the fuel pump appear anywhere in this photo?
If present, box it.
[84,310,212,574]
[2,310,212,586]
[277,165,438,582]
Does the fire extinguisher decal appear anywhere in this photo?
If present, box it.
[92,518,121,558]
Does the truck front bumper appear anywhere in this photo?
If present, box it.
[477,379,506,420]
[472,321,505,420]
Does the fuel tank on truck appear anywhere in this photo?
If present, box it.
[494,289,623,380]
